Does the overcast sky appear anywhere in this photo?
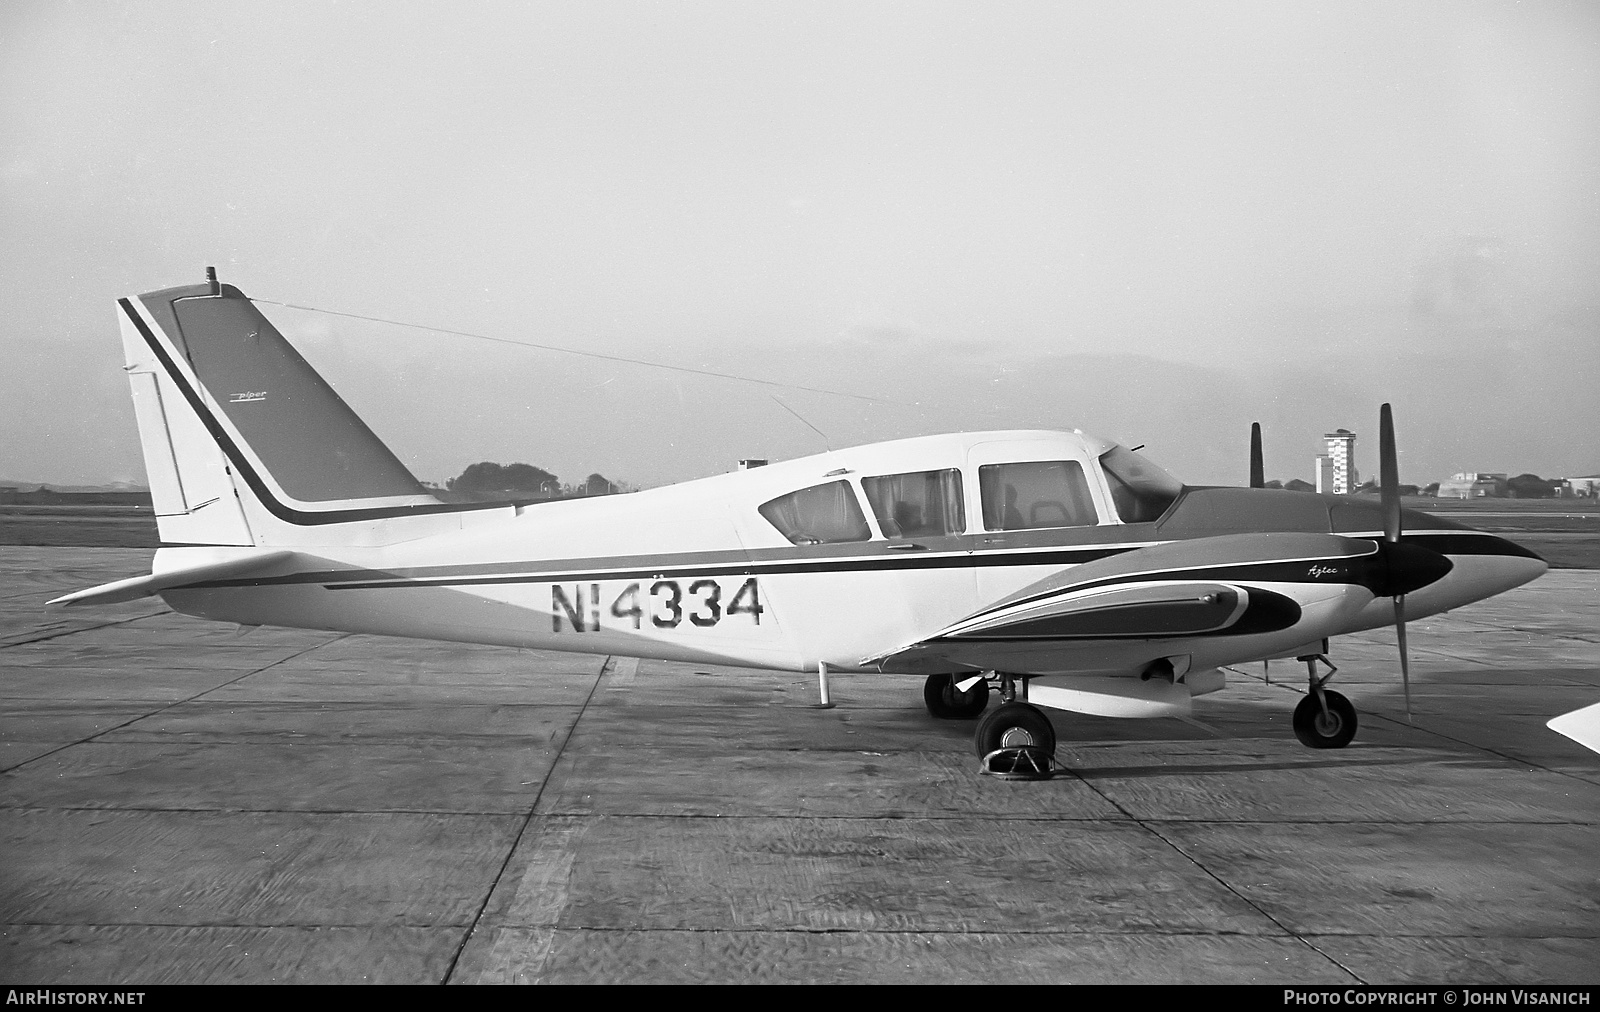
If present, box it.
[3,1,1597,489]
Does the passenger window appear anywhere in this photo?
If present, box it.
[862,469,965,538]
[979,461,1098,531]
[759,480,871,545]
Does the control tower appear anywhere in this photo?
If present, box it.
[1322,428,1357,494]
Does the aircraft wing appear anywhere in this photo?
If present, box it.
[862,532,1376,673]
[48,551,295,608]
[1548,702,1600,755]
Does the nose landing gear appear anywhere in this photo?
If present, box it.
[1292,654,1358,749]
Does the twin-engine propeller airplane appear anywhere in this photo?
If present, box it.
[54,270,1550,774]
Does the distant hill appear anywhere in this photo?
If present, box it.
[0,487,152,507]
[0,479,148,494]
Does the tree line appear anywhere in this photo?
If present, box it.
[430,461,633,499]
[1259,474,1571,498]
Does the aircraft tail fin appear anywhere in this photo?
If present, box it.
[119,270,443,547]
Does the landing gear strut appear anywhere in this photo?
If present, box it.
[1293,654,1358,749]
[922,672,990,719]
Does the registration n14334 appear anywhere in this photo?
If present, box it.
[552,578,762,632]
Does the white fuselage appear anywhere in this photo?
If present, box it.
[159,430,1545,682]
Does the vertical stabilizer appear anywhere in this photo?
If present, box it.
[119,273,442,547]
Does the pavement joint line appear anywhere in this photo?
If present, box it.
[0,607,171,649]
[0,633,351,776]
[1247,677,1600,789]
[440,652,615,984]
[0,805,528,817]
[1,807,1590,825]
[1061,757,1369,983]
[1359,708,1600,787]
[26,922,1592,939]
[443,926,1600,939]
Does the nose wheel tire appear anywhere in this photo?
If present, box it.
[924,673,991,719]
[1293,690,1358,749]
[974,701,1057,758]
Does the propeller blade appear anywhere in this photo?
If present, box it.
[1383,404,1412,722]
[1379,403,1400,543]
[1395,593,1413,722]
[1249,422,1265,489]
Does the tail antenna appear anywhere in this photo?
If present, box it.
[206,266,219,297]
[1249,422,1265,488]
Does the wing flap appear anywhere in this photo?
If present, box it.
[47,550,294,608]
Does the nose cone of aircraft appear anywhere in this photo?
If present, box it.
[1319,496,1547,619]
[1452,532,1548,598]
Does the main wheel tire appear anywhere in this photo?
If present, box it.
[973,701,1057,758]
[923,673,991,719]
[1292,690,1358,749]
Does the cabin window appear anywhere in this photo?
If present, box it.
[1098,446,1183,523]
[979,461,1098,531]
[759,480,871,545]
[862,469,966,538]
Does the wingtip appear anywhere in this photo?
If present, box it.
[1548,702,1600,755]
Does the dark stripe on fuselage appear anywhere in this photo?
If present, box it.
[174,529,1529,595]
[187,544,1141,591]
[1334,531,1543,560]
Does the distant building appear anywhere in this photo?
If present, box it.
[1314,456,1335,495]
[1321,429,1357,494]
[1437,472,1507,499]
[1567,474,1600,498]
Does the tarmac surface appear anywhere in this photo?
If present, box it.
[1,547,1596,984]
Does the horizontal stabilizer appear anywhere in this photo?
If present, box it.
[48,551,294,608]
[1548,702,1600,755]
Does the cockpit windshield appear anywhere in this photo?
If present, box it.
[1098,445,1184,523]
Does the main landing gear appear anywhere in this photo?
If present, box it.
[1293,654,1358,749]
[922,672,1058,779]
[975,702,1057,759]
